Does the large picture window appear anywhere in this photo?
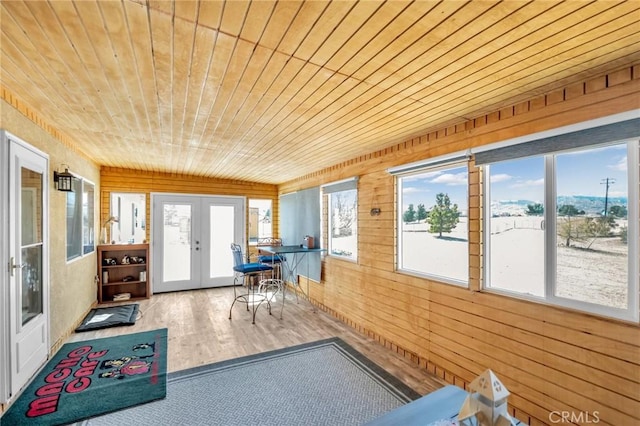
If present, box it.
[484,140,638,320]
[67,177,94,261]
[396,162,468,284]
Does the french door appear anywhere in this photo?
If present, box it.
[152,194,244,293]
[1,131,49,401]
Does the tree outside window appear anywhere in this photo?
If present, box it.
[398,164,468,283]
[329,189,357,260]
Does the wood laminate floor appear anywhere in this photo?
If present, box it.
[66,286,447,395]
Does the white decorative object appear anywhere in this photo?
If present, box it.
[100,216,119,244]
[458,369,515,426]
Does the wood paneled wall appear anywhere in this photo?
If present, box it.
[100,167,278,245]
[281,65,640,426]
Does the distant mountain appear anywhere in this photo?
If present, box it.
[557,195,627,215]
[492,195,627,216]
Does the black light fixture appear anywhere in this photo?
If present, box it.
[53,165,74,192]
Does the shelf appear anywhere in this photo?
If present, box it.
[103,280,147,287]
[110,296,146,302]
[98,243,150,303]
[102,264,146,269]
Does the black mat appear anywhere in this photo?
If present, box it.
[75,303,139,332]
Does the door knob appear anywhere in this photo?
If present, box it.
[9,257,24,277]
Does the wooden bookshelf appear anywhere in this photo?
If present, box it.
[97,243,150,303]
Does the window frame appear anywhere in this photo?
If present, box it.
[66,176,95,262]
[483,140,639,322]
[394,160,469,286]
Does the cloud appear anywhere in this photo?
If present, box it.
[430,172,467,186]
[511,178,544,188]
[490,173,512,183]
[402,186,428,194]
[608,155,627,172]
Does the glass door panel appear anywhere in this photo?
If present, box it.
[20,167,43,325]
[162,203,193,283]
[209,205,234,279]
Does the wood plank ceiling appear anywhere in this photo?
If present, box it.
[1,1,639,184]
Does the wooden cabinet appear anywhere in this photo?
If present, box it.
[97,243,150,303]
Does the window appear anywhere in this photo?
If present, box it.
[322,178,358,261]
[486,156,545,296]
[328,189,357,260]
[484,140,638,321]
[66,177,94,261]
[396,162,468,284]
[248,199,272,244]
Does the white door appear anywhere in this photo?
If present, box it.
[152,194,244,293]
[5,136,49,399]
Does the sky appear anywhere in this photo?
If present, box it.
[400,143,631,211]
[489,143,629,202]
[401,165,468,211]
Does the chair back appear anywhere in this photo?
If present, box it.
[230,243,244,267]
[257,237,282,247]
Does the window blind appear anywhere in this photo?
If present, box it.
[387,151,470,175]
[279,187,322,282]
[321,177,358,194]
[475,118,640,165]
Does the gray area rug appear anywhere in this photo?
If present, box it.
[80,337,420,426]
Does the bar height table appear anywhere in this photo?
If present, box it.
[258,245,326,318]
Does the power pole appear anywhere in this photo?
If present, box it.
[601,178,615,216]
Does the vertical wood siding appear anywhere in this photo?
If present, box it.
[280,65,640,426]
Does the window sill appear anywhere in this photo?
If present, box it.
[482,286,638,323]
[327,254,357,263]
[396,268,469,287]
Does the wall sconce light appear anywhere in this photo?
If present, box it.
[53,165,74,192]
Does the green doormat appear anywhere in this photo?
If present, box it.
[0,328,167,426]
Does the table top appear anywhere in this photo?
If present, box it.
[258,245,326,254]
[365,385,467,426]
[365,385,522,426]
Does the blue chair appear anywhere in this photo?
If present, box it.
[228,243,274,324]
[257,237,286,280]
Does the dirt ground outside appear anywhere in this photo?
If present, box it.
[399,217,628,309]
